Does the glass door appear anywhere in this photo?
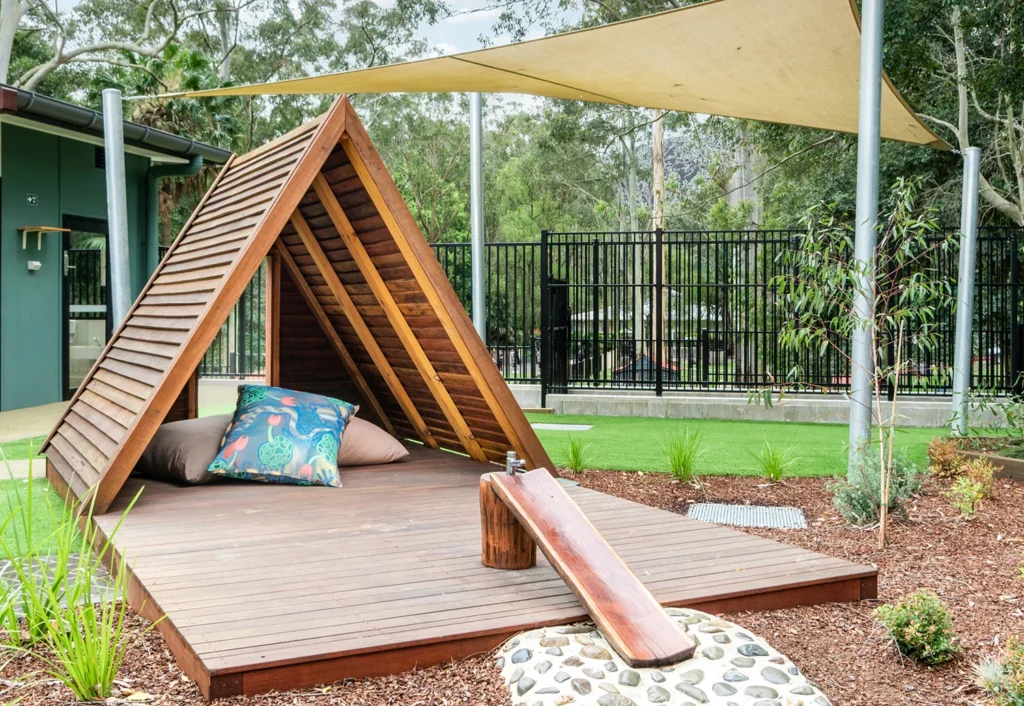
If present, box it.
[62,216,110,399]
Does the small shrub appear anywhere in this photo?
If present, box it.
[874,591,960,665]
[965,458,997,498]
[831,450,924,526]
[926,437,963,479]
[562,437,589,474]
[945,475,986,517]
[750,439,796,482]
[944,458,997,517]
[975,636,1024,706]
[663,429,703,482]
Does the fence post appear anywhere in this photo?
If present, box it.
[540,230,549,408]
[655,228,664,396]
[701,327,710,386]
[1012,229,1022,395]
[591,237,601,388]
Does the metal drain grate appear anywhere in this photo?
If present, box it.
[686,502,807,529]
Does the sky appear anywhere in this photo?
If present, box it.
[402,0,577,56]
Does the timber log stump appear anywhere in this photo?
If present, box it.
[480,473,536,569]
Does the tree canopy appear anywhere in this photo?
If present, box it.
[1,0,1017,241]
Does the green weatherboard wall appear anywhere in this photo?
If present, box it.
[0,123,150,411]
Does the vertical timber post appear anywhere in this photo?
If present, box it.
[102,88,131,327]
[469,93,486,342]
[952,147,981,435]
[848,0,885,477]
[480,474,536,569]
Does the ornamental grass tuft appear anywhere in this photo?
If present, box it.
[0,455,158,701]
[663,429,704,482]
[975,636,1024,706]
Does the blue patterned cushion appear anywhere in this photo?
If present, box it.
[207,385,356,487]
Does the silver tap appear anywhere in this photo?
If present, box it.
[505,450,527,475]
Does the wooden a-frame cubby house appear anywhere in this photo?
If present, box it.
[42,95,552,513]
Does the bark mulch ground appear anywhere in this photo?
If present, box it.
[2,471,1021,705]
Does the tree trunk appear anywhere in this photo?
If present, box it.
[0,0,23,85]
[217,8,235,82]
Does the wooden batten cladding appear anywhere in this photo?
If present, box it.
[41,95,552,513]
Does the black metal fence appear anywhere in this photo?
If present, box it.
[161,227,1024,397]
[540,227,1024,400]
[431,242,542,382]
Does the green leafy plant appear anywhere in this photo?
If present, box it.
[944,458,997,517]
[749,438,796,482]
[562,437,590,474]
[945,476,986,517]
[926,437,963,479]
[874,591,960,666]
[768,178,954,547]
[663,429,704,482]
[975,636,1024,706]
[965,457,997,498]
[831,449,924,526]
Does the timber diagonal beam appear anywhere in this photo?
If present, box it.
[310,174,488,463]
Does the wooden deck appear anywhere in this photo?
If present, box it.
[80,447,876,700]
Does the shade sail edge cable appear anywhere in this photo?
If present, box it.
[450,56,628,106]
[155,0,949,150]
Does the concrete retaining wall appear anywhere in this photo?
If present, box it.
[507,385,999,428]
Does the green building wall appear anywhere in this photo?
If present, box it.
[0,123,151,411]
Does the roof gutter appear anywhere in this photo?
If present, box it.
[0,84,232,165]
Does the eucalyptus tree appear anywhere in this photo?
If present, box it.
[0,0,237,89]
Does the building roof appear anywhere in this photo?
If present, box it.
[167,0,947,149]
[0,84,232,165]
[41,95,550,514]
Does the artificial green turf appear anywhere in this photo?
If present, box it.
[0,479,67,555]
[525,413,944,478]
[0,438,44,461]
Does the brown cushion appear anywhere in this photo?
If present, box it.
[136,414,232,485]
[337,417,409,466]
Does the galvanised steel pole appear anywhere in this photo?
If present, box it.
[848,0,885,477]
[952,147,981,435]
[102,88,132,327]
[469,92,486,342]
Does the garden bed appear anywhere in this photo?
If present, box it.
[950,437,1024,481]
[2,471,1020,705]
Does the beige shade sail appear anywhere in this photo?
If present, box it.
[171,0,946,149]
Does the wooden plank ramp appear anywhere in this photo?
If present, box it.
[489,469,695,667]
[67,446,876,701]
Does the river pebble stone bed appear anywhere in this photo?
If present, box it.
[497,608,831,706]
